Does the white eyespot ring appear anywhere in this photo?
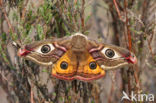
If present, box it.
[101,47,121,59]
[35,44,55,54]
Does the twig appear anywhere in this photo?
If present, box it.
[124,1,133,101]
[0,71,9,84]
[113,0,121,20]
[127,68,132,96]
[124,0,132,100]
[21,0,29,20]
[124,0,132,51]
[147,33,155,58]
[92,84,100,103]
[2,8,14,33]
[124,0,141,100]
[0,0,2,6]
[133,65,141,91]
[31,84,35,103]
[81,0,85,33]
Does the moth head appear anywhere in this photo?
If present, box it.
[17,40,67,66]
[71,32,88,52]
[89,44,137,70]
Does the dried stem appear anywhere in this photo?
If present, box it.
[113,0,122,20]
[2,8,14,33]
[21,0,29,20]
[31,85,35,103]
[147,33,155,58]
[81,0,85,33]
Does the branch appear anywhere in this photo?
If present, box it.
[81,0,85,33]
[2,8,15,33]
[113,0,121,19]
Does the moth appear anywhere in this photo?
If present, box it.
[17,33,137,81]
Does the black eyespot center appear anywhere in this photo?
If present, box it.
[89,62,97,70]
[105,49,115,58]
[41,45,51,53]
[60,61,68,70]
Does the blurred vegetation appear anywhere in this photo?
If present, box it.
[0,0,156,103]
[0,0,89,71]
